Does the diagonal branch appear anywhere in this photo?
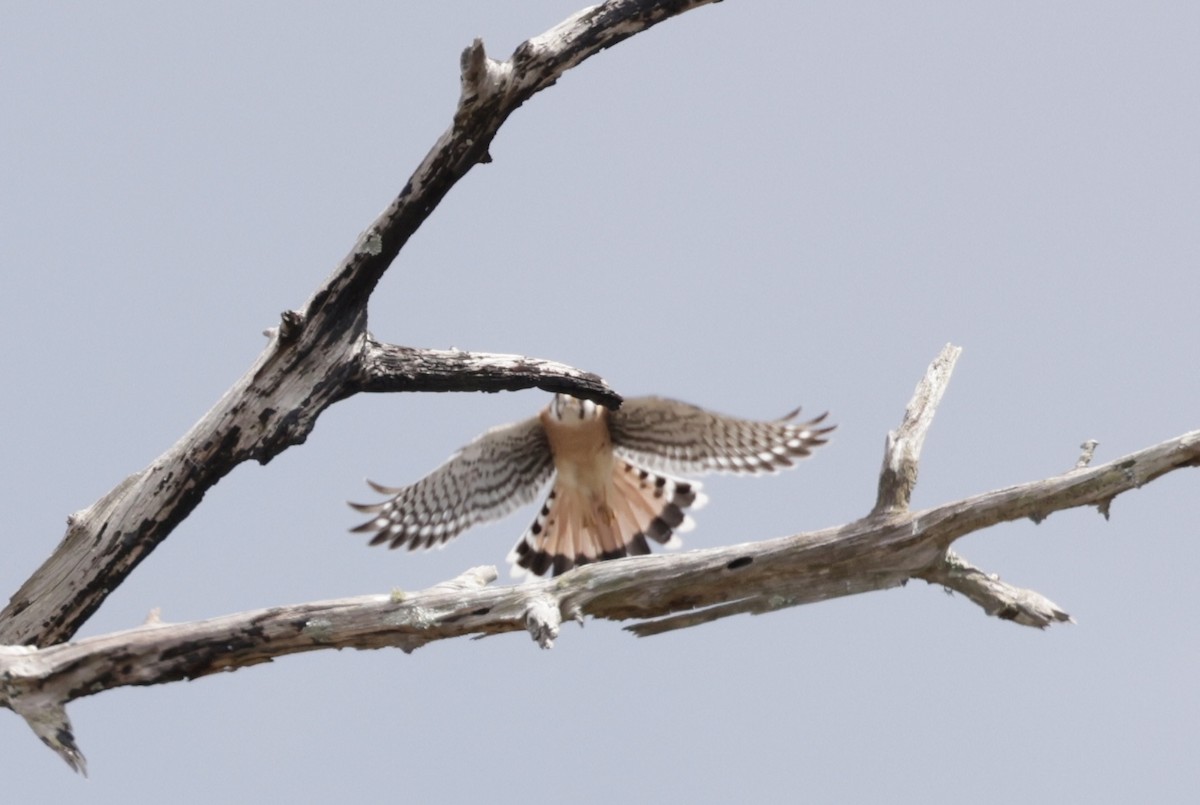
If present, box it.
[0,0,717,649]
[6,345,1198,773]
[916,550,1073,628]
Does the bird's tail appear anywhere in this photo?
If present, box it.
[507,460,706,577]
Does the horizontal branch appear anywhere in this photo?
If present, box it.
[353,338,620,407]
[5,425,1196,749]
[8,425,1193,694]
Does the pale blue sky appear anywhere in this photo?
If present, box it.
[3,2,1198,802]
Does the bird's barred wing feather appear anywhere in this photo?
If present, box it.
[349,415,554,550]
[608,396,834,476]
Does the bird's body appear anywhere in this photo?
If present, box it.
[350,394,832,577]
[541,399,614,496]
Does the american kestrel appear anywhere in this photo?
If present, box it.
[350,395,833,577]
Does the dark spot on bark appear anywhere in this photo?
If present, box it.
[726,556,753,570]
[996,605,1022,621]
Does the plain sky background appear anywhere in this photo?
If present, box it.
[3,2,1198,802]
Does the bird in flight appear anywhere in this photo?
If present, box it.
[350,394,833,577]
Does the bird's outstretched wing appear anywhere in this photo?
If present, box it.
[607,396,834,476]
[349,415,554,550]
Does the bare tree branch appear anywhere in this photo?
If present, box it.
[916,551,1073,628]
[873,344,961,515]
[353,338,617,401]
[0,0,717,649]
[5,346,1198,772]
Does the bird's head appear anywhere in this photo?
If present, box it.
[549,393,602,423]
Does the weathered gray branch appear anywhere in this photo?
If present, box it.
[353,338,615,400]
[916,550,1073,628]
[0,0,719,650]
[873,344,962,515]
[5,345,1198,773]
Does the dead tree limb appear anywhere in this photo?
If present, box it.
[0,0,721,650]
[4,345,1198,773]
